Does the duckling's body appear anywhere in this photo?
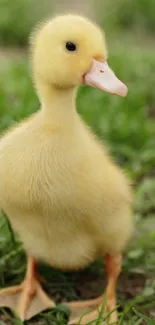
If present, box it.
[0,102,132,270]
[0,14,133,323]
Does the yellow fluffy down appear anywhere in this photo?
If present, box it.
[0,14,133,271]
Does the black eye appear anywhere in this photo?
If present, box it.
[66,42,76,52]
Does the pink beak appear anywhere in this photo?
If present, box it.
[84,59,128,97]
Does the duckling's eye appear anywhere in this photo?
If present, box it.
[65,42,76,52]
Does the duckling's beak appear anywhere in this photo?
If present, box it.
[84,59,128,97]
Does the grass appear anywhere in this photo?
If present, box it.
[0,0,155,46]
[0,0,52,46]
[0,3,155,324]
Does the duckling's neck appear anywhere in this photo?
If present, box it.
[37,81,78,126]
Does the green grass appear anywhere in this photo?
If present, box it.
[100,0,155,35]
[0,0,155,46]
[0,0,52,46]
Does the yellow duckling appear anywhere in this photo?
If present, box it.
[0,14,133,324]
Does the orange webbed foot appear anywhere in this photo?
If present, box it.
[0,256,55,320]
[66,254,122,325]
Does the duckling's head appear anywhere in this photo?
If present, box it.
[31,14,127,97]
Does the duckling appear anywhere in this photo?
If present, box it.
[0,14,133,324]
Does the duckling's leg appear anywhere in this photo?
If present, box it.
[0,256,55,320]
[103,253,122,323]
[68,254,122,325]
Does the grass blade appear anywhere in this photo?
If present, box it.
[133,308,155,324]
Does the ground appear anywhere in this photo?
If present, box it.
[0,1,155,324]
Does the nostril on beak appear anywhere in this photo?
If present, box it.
[100,69,104,73]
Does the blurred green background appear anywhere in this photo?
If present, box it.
[0,1,155,324]
[0,0,155,45]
